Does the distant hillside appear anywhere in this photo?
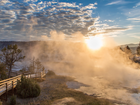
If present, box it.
[125,43,139,47]
[0,41,139,54]
[0,41,41,50]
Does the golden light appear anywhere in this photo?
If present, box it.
[85,35,103,50]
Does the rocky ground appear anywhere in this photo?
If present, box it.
[16,74,113,105]
[2,73,114,105]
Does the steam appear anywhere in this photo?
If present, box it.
[24,31,140,105]
[1,0,140,104]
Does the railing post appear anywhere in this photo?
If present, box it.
[12,81,14,95]
[6,83,7,101]
[17,79,18,85]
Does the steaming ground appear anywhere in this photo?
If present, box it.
[44,57,140,104]
[22,32,140,105]
[44,55,140,104]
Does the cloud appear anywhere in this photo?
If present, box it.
[106,0,129,6]
[130,35,140,39]
[0,0,99,41]
[129,33,140,39]
[124,8,140,17]
[104,20,114,22]
[87,18,131,36]
[133,2,140,8]
[127,17,140,22]
[122,6,140,23]
[120,4,140,23]
[88,27,129,36]
[0,0,129,41]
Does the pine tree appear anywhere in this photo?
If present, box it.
[0,62,7,80]
[124,46,131,54]
[0,44,25,78]
[137,43,140,55]
[35,59,43,72]
[28,58,44,73]
[28,57,35,73]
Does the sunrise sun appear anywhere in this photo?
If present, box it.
[85,35,103,50]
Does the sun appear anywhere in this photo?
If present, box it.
[85,35,103,50]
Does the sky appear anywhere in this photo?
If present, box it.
[0,0,140,45]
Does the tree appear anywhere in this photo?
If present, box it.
[28,58,44,73]
[124,46,131,54]
[35,59,43,72]
[120,47,123,51]
[0,44,25,78]
[28,57,35,73]
[0,62,7,80]
[16,75,40,98]
[137,43,140,55]
[20,66,28,74]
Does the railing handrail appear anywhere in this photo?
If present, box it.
[0,70,46,84]
[0,75,21,84]
[0,77,21,86]
[0,70,46,97]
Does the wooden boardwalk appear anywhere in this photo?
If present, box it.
[0,70,46,97]
[0,75,21,96]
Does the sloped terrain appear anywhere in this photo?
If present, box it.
[16,75,114,105]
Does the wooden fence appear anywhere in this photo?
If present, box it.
[0,75,21,99]
[0,70,46,99]
[24,70,46,78]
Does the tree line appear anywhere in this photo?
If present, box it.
[0,44,44,80]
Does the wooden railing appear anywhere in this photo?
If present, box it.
[40,70,46,78]
[0,75,21,99]
[25,70,46,78]
[0,70,46,98]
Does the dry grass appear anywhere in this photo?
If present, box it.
[12,75,114,105]
[39,75,113,105]
[33,78,46,82]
